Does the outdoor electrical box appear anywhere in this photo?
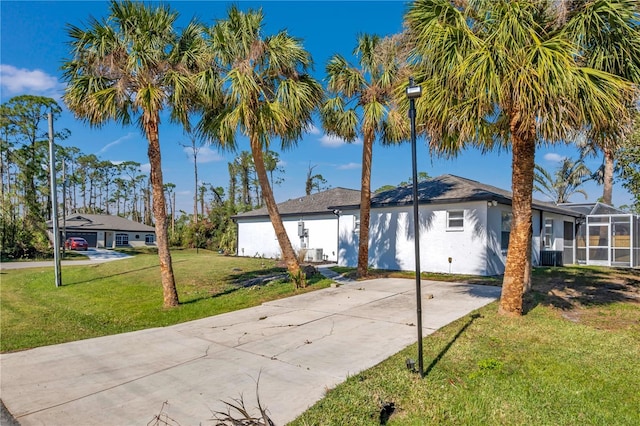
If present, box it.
[298,221,305,237]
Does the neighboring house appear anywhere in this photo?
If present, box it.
[560,202,640,268]
[46,214,156,248]
[233,187,361,262]
[234,175,583,276]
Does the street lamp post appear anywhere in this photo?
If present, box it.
[406,77,423,377]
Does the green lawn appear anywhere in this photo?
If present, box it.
[0,250,332,352]
[291,266,640,425]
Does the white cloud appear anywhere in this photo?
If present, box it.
[337,162,361,170]
[543,153,565,163]
[140,163,151,174]
[306,124,321,135]
[97,132,136,155]
[320,134,362,148]
[182,145,223,163]
[0,64,61,96]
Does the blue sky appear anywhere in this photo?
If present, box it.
[1,0,632,213]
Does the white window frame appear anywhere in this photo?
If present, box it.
[501,212,512,252]
[115,233,129,246]
[543,218,554,249]
[145,234,155,244]
[446,210,464,231]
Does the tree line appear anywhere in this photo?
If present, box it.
[0,94,295,259]
[5,0,638,318]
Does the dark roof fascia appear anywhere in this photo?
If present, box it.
[232,209,337,221]
[232,187,360,220]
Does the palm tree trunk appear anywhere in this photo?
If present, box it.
[500,118,536,317]
[145,115,179,308]
[250,136,300,276]
[602,147,614,205]
[357,130,374,278]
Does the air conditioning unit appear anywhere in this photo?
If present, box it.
[306,248,323,263]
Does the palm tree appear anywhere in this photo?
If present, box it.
[62,0,210,307]
[321,33,411,278]
[199,6,323,281]
[564,0,640,205]
[405,0,634,316]
[534,157,592,204]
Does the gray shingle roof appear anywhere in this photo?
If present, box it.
[233,175,583,219]
[47,214,156,232]
[339,174,582,217]
[233,187,361,219]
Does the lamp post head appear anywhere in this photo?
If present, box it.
[406,77,422,100]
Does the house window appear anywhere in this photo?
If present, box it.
[501,212,512,251]
[447,210,464,230]
[543,218,554,249]
[145,234,155,244]
[354,216,360,234]
[115,233,129,246]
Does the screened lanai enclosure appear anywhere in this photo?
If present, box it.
[570,203,640,268]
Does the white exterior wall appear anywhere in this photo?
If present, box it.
[339,201,501,276]
[236,214,339,262]
[237,203,578,275]
[536,210,577,265]
[486,204,509,275]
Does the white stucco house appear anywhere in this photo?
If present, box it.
[337,174,584,275]
[47,214,157,248]
[234,174,585,275]
[233,187,361,262]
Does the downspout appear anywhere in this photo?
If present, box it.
[332,209,341,264]
[539,209,544,265]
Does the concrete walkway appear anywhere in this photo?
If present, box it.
[0,277,501,425]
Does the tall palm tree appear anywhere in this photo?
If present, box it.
[62,0,210,307]
[321,33,411,278]
[564,0,640,205]
[405,0,634,316]
[534,157,592,204]
[199,6,323,280]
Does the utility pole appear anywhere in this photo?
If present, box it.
[48,112,62,287]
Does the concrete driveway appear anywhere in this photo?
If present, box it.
[0,248,130,270]
[0,277,501,425]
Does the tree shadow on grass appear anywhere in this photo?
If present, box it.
[523,266,640,314]
[179,267,328,306]
[423,313,482,378]
[62,259,189,286]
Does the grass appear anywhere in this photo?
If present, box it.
[0,249,333,352]
[291,266,640,425]
[1,250,89,262]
